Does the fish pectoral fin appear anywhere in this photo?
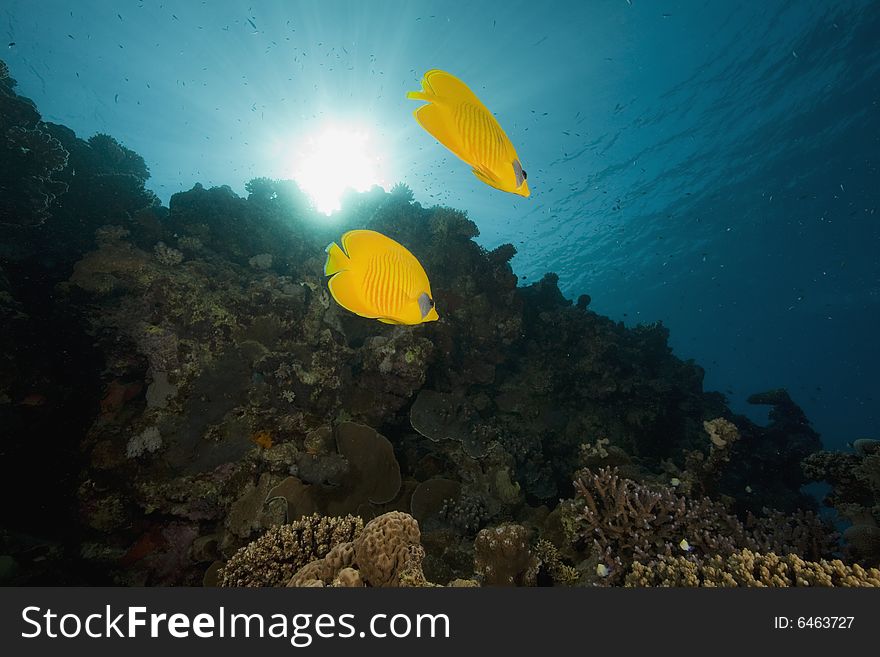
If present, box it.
[327,272,371,318]
[471,166,504,191]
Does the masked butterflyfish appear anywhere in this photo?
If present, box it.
[407,69,530,197]
[324,229,439,325]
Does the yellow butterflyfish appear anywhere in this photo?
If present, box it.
[407,69,530,197]
[324,229,439,325]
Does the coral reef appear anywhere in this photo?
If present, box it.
[0,58,850,586]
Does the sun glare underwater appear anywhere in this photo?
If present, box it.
[0,0,879,587]
[288,125,387,215]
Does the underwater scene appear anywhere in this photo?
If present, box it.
[0,0,878,587]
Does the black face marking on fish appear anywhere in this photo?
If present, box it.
[418,292,434,318]
[513,159,526,187]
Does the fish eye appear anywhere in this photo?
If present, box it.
[429,298,435,307]
[522,169,528,180]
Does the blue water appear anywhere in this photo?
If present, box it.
[4,0,878,448]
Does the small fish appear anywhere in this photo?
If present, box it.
[407,69,530,197]
[7,42,15,48]
[247,18,257,29]
[114,93,118,103]
[324,230,439,325]
[679,539,693,552]
[596,563,609,577]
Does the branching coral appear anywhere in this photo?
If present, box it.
[562,467,832,584]
[533,539,580,586]
[218,513,363,587]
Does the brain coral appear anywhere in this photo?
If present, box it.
[353,511,421,587]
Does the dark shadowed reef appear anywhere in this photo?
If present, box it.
[1,60,878,587]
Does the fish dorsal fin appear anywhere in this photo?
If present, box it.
[422,69,486,108]
[340,229,389,260]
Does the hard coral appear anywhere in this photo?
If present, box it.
[267,422,402,520]
[803,446,880,565]
[562,467,832,584]
[287,511,422,588]
[218,513,363,587]
[474,524,538,586]
[353,510,421,587]
[626,549,880,587]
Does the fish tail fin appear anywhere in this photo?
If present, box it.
[324,241,351,276]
